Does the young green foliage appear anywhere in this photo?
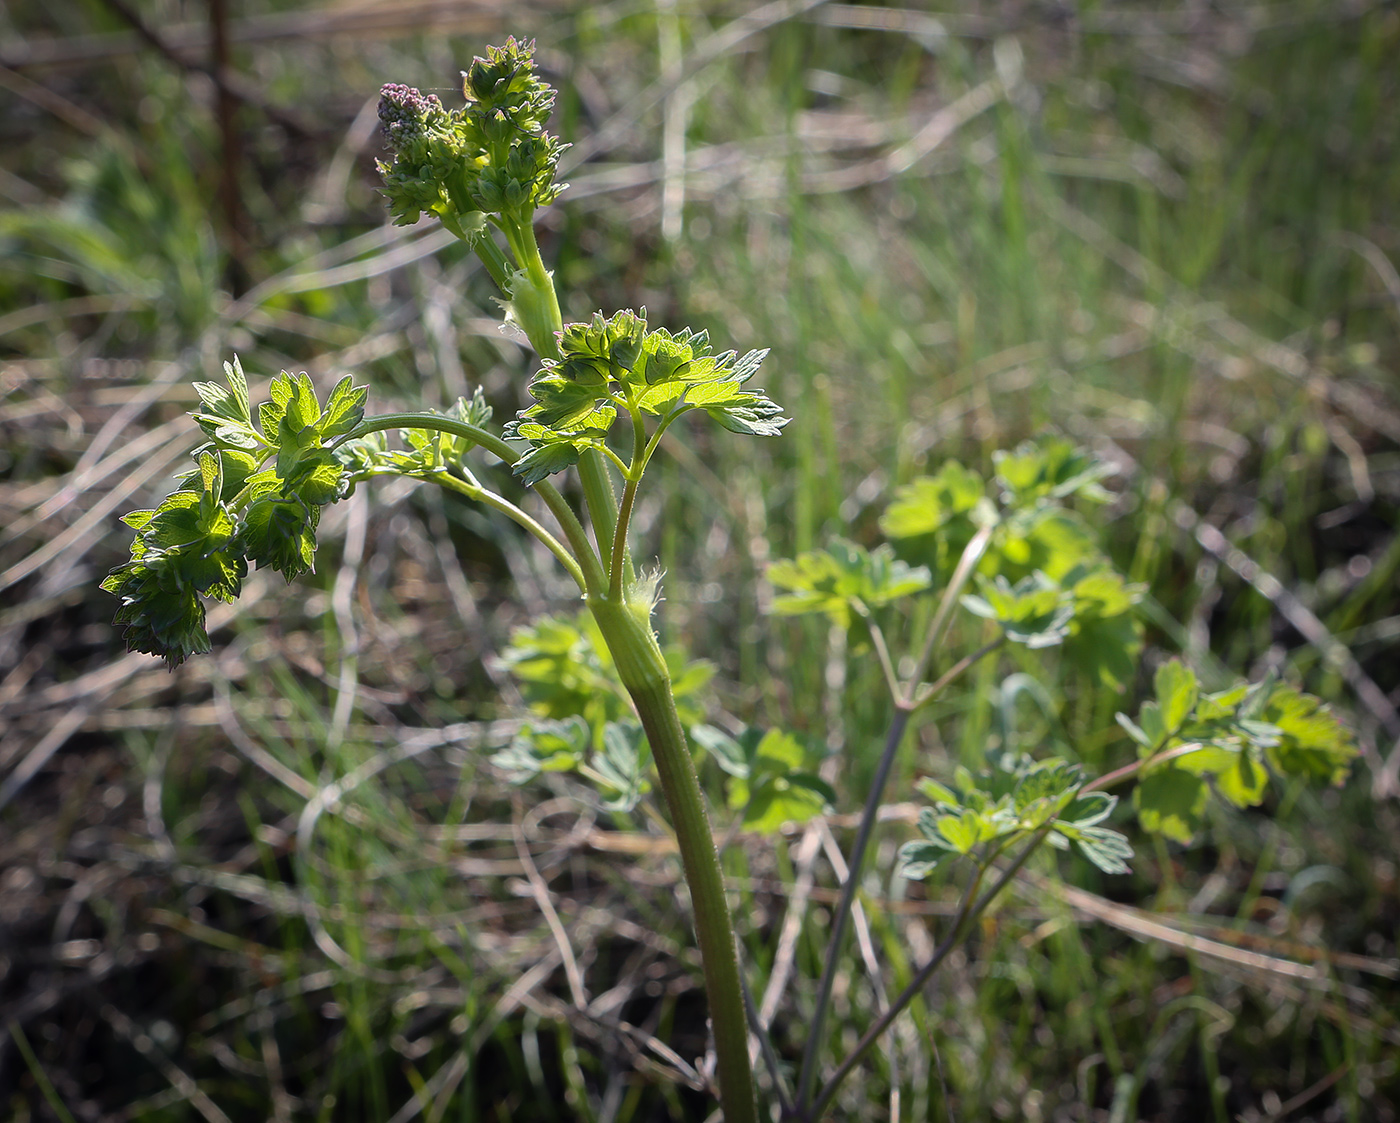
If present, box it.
[1118,661,1358,843]
[500,611,713,735]
[772,440,1142,686]
[503,308,788,485]
[102,358,366,666]
[767,538,931,627]
[101,450,244,666]
[491,716,654,813]
[691,725,836,833]
[492,613,717,813]
[492,715,591,783]
[961,572,1076,648]
[899,754,1133,878]
[878,438,1144,686]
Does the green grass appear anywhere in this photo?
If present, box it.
[1,2,1397,1121]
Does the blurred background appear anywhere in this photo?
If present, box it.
[0,1,1397,1120]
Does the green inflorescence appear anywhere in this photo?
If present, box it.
[375,37,568,243]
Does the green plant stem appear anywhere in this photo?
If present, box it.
[579,452,622,580]
[333,414,606,593]
[912,635,1007,715]
[742,973,795,1117]
[8,1021,80,1123]
[433,473,585,591]
[586,597,757,1123]
[796,527,999,1111]
[908,523,994,690]
[808,825,1053,1120]
[795,702,914,1111]
[472,229,513,291]
[497,214,563,360]
[608,406,648,600]
[1082,740,1211,794]
[480,213,625,587]
[859,610,902,700]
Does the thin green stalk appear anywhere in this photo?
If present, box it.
[332,413,605,594]
[795,703,910,1112]
[857,610,901,701]
[608,406,648,600]
[908,523,994,690]
[796,532,1001,1111]
[809,826,1052,1120]
[586,598,758,1123]
[912,635,1007,715]
[8,1021,80,1123]
[742,972,795,1118]
[333,412,515,473]
[1081,740,1213,794]
[1234,778,1304,924]
[433,473,585,592]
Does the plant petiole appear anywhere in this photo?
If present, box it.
[433,472,586,592]
[334,412,605,594]
[809,824,1053,1119]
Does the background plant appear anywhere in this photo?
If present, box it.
[1,3,1397,1121]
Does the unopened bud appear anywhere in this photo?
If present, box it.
[377,83,444,150]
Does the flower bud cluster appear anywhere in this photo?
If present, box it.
[376,37,568,237]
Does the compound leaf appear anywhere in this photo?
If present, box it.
[491,716,590,783]
[1062,825,1134,874]
[592,721,653,812]
[880,461,987,539]
[768,539,930,627]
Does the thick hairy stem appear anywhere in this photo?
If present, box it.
[588,598,758,1123]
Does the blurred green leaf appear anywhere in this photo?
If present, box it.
[880,461,989,539]
[962,572,1074,647]
[993,438,1112,507]
[491,717,591,783]
[1262,685,1357,786]
[591,722,653,812]
[768,539,931,627]
[1134,767,1209,844]
[1154,660,1199,732]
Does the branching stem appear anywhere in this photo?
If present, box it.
[608,406,649,600]
[333,413,605,594]
[796,524,1000,1111]
[433,473,585,591]
[809,825,1053,1119]
[912,635,1007,715]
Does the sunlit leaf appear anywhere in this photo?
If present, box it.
[1134,767,1209,844]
